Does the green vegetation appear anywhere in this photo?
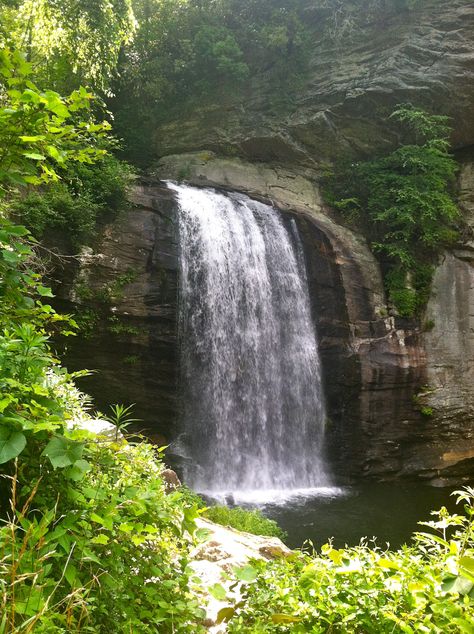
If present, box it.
[324,105,460,317]
[112,0,311,164]
[179,488,287,540]
[222,489,474,632]
[0,46,205,633]
[204,505,287,540]
[11,156,132,248]
[0,0,135,92]
[1,3,472,633]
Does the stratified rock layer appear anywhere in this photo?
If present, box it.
[153,1,474,169]
[60,183,180,440]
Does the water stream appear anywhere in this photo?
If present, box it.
[171,182,331,497]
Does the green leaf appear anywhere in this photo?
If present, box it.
[0,427,26,463]
[91,534,110,545]
[442,575,474,596]
[22,152,46,161]
[460,556,474,580]
[42,436,84,468]
[19,135,46,142]
[233,564,258,582]
[64,459,91,481]
[271,614,302,624]
[209,583,227,601]
[0,396,14,413]
[64,563,80,587]
[216,607,235,624]
[36,285,54,297]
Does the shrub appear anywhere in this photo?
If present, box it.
[204,505,287,540]
[224,488,474,633]
[11,155,132,249]
[324,105,460,317]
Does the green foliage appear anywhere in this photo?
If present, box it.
[324,105,460,317]
[0,48,112,192]
[224,488,474,633]
[112,0,310,164]
[1,441,207,633]
[0,0,135,92]
[204,505,287,540]
[104,402,140,439]
[0,45,207,632]
[11,155,132,248]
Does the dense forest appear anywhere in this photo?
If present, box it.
[0,1,473,632]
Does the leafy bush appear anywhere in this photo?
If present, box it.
[224,488,474,633]
[11,155,132,249]
[1,439,207,633]
[0,48,206,633]
[204,505,286,540]
[324,105,460,317]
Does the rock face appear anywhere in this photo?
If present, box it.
[417,155,474,482]
[153,1,474,170]
[59,183,180,440]
[61,157,473,483]
[61,0,474,481]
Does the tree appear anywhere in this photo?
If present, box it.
[0,0,136,92]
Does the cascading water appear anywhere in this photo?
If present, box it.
[170,182,331,498]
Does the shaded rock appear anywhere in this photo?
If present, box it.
[161,468,181,492]
[58,182,180,441]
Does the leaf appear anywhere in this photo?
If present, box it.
[65,459,91,481]
[0,427,26,463]
[42,436,84,468]
[459,556,474,581]
[91,534,110,545]
[19,135,46,142]
[271,614,302,624]
[442,575,474,596]
[195,527,212,542]
[216,607,235,624]
[64,563,80,587]
[233,564,258,582]
[22,152,46,161]
[209,583,227,601]
[0,396,14,413]
[36,285,54,297]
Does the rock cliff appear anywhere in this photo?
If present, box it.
[61,0,474,482]
[153,0,474,171]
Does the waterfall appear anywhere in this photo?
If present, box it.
[170,182,331,495]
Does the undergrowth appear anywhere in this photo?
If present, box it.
[223,488,474,633]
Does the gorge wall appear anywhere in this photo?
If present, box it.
[61,0,474,483]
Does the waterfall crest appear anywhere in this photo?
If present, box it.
[171,182,330,494]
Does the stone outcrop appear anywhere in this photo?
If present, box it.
[153,1,474,171]
[190,518,291,632]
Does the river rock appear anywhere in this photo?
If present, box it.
[190,518,291,632]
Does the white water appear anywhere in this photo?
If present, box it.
[171,183,332,495]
